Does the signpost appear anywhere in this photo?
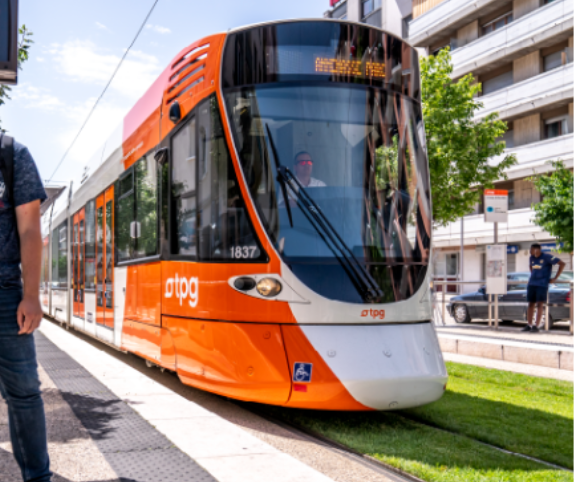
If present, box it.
[0,0,18,85]
[484,189,508,329]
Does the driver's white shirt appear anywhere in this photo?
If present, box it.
[286,177,326,201]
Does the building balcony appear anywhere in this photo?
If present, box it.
[450,0,573,79]
[490,134,573,180]
[433,208,547,248]
[476,63,573,122]
[408,0,506,49]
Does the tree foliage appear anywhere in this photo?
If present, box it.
[529,160,573,253]
[0,25,33,130]
[421,48,517,226]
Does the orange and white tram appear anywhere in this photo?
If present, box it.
[40,19,447,411]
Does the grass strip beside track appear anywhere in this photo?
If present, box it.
[265,362,573,482]
[407,362,573,470]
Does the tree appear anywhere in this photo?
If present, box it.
[0,25,33,131]
[421,48,517,226]
[528,160,573,253]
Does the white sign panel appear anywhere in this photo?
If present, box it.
[486,244,507,294]
[484,189,508,223]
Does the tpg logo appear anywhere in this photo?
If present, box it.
[165,274,199,307]
[361,309,385,320]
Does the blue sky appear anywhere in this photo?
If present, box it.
[4,0,327,183]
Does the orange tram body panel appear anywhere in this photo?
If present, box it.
[41,20,448,411]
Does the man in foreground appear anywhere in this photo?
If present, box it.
[522,243,566,333]
[0,134,51,481]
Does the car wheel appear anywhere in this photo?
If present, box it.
[453,304,471,324]
[533,307,554,329]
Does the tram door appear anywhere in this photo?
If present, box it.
[72,209,85,318]
[95,186,115,329]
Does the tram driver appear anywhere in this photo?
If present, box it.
[284,151,326,206]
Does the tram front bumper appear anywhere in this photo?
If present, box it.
[285,321,448,411]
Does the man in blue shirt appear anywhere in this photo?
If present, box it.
[0,136,51,481]
[522,243,566,333]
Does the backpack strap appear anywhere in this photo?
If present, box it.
[0,133,15,206]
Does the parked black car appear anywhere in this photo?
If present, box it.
[447,272,572,327]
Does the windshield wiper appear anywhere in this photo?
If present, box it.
[265,125,383,303]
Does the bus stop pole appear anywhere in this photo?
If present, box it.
[488,294,492,327]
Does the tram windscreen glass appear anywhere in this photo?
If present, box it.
[223,23,430,304]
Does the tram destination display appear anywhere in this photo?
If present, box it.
[0,0,18,85]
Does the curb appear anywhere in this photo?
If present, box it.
[438,334,574,370]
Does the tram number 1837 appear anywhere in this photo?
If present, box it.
[230,246,259,259]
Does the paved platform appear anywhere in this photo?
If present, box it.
[1,320,405,482]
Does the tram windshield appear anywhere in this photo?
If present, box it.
[222,22,431,304]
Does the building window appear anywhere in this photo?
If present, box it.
[362,0,381,19]
[507,189,515,210]
[482,70,513,95]
[402,14,412,39]
[482,12,513,36]
[501,129,514,149]
[545,116,569,139]
[331,1,347,19]
[543,49,571,72]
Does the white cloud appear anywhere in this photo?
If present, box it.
[145,24,171,34]
[95,22,109,31]
[49,40,161,100]
[12,84,64,110]
[36,57,45,63]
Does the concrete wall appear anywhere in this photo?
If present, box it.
[346,0,361,22]
[513,50,541,83]
[513,0,541,20]
[457,20,479,48]
[413,0,446,19]
[514,113,541,146]
[382,0,410,38]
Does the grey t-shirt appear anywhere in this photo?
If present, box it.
[0,140,47,288]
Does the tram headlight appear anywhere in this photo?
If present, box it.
[256,278,282,297]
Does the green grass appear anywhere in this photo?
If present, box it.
[406,362,573,470]
[261,362,573,482]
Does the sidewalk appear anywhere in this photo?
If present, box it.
[1,320,402,482]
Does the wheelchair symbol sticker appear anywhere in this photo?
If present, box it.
[293,362,313,383]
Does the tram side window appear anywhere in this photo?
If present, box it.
[51,222,68,288]
[135,154,158,257]
[85,200,96,290]
[116,171,134,262]
[116,154,159,262]
[172,117,197,257]
[195,97,266,262]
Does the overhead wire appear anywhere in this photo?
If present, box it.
[47,0,160,183]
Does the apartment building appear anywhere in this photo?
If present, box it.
[325,0,574,291]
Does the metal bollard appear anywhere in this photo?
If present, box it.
[570,284,573,335]
[494,295,499,330]
[442,280,446,325]
[544,289,550,331]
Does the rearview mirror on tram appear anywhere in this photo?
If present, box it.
[154,147,168,165]
[169,101,181,123]
[130,221,141,239]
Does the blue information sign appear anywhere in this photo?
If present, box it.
[293,362,313,383]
